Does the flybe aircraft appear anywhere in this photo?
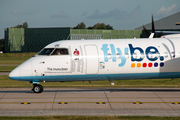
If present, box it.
[9,37,180,93]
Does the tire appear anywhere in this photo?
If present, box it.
[33,84,43,93]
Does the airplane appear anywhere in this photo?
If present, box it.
[8,37,180,93]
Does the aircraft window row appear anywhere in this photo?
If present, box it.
[163,52,176,58]
[116,53,129,59]
[37,48,69,55]
[108,53,129,59]
[107,52,173,59]
[38,49,175,57]
[108,53,131,59]
[163,52,175,58]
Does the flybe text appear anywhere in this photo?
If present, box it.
[101,44,161,67]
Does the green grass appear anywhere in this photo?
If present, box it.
[0,66,17,72]
[0,116,180,120]
[0,53,36,71]
[1,75,180,88]
[0,53,36,64]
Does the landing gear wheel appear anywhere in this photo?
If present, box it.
[32,84,43,93]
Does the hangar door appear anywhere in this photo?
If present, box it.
[84,45,99,74]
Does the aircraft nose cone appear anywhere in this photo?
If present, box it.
[9,60,32,81]
[9,67,20,80]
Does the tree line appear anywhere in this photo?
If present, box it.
[11,22,28,28]
[11,21,113,29]
[10,21,113,29]
[0,39,4,52]
[0,22,113,52]
[73,22,113,30]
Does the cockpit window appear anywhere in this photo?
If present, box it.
[37,48,54,55]
[51,48,69,55]
[37,48,69,55]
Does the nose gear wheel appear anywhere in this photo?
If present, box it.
[32,84,43,93]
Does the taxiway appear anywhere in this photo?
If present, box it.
[0,88,180,116]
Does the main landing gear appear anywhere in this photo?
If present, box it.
[32,84,43,93]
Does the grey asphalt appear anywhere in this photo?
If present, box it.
[0,72,9,75]
[0,88,180,116]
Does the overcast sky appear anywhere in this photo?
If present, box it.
[0,0,180,39]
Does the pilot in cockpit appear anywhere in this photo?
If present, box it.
[54,49,61,55]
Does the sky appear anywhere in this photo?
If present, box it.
[0,0,180,39]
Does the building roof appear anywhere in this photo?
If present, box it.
[135,12,180,30]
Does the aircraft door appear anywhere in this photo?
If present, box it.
[84,45,99,74]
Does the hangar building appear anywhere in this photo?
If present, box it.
[4,28,142,53]
[135,12,180,31]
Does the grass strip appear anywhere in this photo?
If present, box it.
[0,66,17,72]
[1,75,180,88]
[0,53,36,64]
[0,116,180,120]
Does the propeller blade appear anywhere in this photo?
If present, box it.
[152,14,155,33]
[143,25,150,38]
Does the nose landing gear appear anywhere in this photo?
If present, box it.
[32,84,43,93]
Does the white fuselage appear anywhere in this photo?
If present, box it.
[9,38,180,83]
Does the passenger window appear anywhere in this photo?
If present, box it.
[116,53,120,59]
[164,52,168,58]
[52,48,69,55]
[108,53,112,59]
[132,53,137,59]
[125,53,129,59]
[148,53,153,58]
[171,52,175,58]
[156,52,160,58]
[140,53,144,59]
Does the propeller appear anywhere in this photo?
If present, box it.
[143,25,150,38]
[143,14,155,38]
[143,14,180,38]
[152,14,155,33]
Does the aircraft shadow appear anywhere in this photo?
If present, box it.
[0,88,180,93]
[44,88,180,93]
